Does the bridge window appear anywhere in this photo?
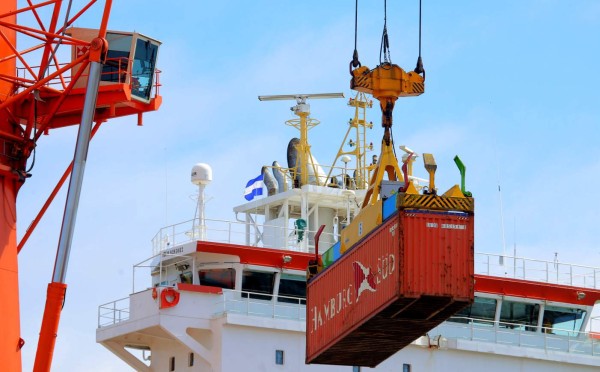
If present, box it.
[542,306,586,336]
[242,271,275,300]
[277,274,306,304]
[499,300,540,331]
[451,297,496,326]
[198,268,235,289]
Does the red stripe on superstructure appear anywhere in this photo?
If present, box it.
[474,275,600,306]
[177,283,223,294]
[195,241,314,271]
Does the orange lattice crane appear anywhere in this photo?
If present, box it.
[0,1,161,370]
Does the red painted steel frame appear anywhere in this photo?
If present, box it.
[0,1,115,371]
[17,121,103,253]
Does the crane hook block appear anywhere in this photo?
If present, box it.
[350,64,425,101]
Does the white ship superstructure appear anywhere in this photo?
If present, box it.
[97,95,600,371]
[96,186,600,372]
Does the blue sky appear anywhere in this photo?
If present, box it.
[14,1,600,370]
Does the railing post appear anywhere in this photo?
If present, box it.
[543,331,547,352]
[545,262,549,283]
[470,321,474,341]
[570,265,573,286]
[228,221,232,244]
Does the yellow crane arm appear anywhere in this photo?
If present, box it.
[350,63,424,207]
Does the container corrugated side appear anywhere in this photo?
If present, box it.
[306,217,400,365]
[306,209,474,367]
[400,210,474,300]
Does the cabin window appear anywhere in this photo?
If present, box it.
[198,268,235,289]
[169,356,175,371]
[131,38,159,101]
[542,305,586,336]
[188,352,194,367]
[102,33,133,83]
[275,350,284,365]
[450,297,496,326]
[277,274,306,304]
[242,271,275,300]
[403,364,412,372]
[499,300,540,331]
[352,367,361,372]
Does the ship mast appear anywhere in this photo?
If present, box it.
[258,93,344,187]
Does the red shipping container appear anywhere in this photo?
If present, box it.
[306,210,474,367]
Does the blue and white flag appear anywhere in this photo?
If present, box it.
[244,174,264,201]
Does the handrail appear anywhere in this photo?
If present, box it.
[151,217,339,256]
[476,252,600,289]
[98,292,600,360]
[98,296,130,327]
[16,57,162,100]
[216,289,306,321]
[440,316,600,356]
[97,289,306,328]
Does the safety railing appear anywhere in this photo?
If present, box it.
[98,289,306,329]
[98,297,131,327]
[437,316,600,356]
[151,217,338,256]
[476,253,600,289]
[214,289,306,321]
[16,58,162,98]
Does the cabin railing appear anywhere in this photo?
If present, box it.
[97,289,305,328]
[476,253,600,289]
[98,292,599,359]
[151,218,338,256]
[214,289,306,321]
[436,316,600,357]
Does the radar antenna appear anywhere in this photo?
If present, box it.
[258,93,344,187]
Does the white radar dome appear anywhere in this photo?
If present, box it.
[191,163,212,185]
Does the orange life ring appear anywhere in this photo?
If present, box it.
[160,287,180,309]
[151,287,158,300]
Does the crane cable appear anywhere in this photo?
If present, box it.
[414,0,425,79]
[379,0,391,66]
[349,0,361,75]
